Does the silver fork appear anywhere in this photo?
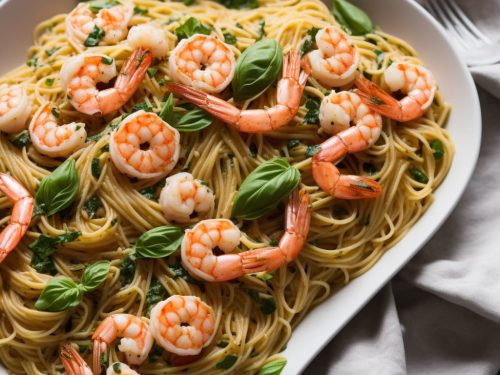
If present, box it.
[423,0,500,66]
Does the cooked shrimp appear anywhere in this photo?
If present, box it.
[149,295,216,356]
[354,62,437,122]
[169,34,236,94]
[166,50,309,133]
[160,172,215,224]
[181,190,310,282]
[92,314,154,375]
[0,83,31,133]
[29,103,86,157]
[312,91,382,199]
[109,110,180,179]
[0,174,33,264]
[302,25,359,87]
[59,344,93,375]
[66,1,133,47]
[61,49,152,116]
[127,23,170,59]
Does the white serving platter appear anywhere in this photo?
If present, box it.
[0,0,481,374]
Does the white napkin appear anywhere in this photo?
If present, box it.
[304,1,500,374]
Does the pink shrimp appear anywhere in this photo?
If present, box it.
[149,295,217,356]
[0,83,31,133]
[0,174,33,263]
[354,62,437,122]
[181,190,310,282]
[312,91,383,199]
[166,50,309,133]
[59,344,93,375]
[29,103,86,157]
[92,314,153,375]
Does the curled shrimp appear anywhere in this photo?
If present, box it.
[66,1,133,47]
[312,91,382,199]
[59,344,93,375]
[160,172,215,224]
[166,50,309,133]
[149,295,216,356]
[169,34,236,94]
[302,25,359,87]
[0,174,33,264]
[0,83,31,133]
[61,24,167,116]
[92,314,154,375]
[29,103,86,157]
[61,50,152,116]
[181,190,310,282]
[354,62,437,122]
[109,110,180,179]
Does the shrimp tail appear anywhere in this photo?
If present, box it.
[166,82,241,125]
[92,340,107,375]
[312,160,382,199]
[355,76,418,122]
[0,174,33,263]
[240,190,310,273]
[60,344,92,375]
[97,48,153,116]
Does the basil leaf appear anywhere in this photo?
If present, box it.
[232,39,283,102]
[135,226,184,258]
[430,140,444,160]
[84,24,106,47]
[145,279,167,314]
[333,0,373,36]
[35,277,83,312]
[80,260,110,292]
[258,359,287,375]
[174,107,213,132]
[232,158,300,219]
[216,0,258,9]
[175,17,211,40]
[159,93,175,124]
[35,159,80,216]
[216,355,238,369]
[300,27,320,56]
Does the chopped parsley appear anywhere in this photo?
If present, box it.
[287,139,300,149]
[83,195,103,219]
[11,131,30,148]
[120,253,136,286]
[101,56,113,65]
[133,6,148,15]
[146,279,168,314]
[29,231,81,275]
[305,145,320,158]
[216,0,258,9]
[256,20,266,40]
[300,27,320,56]
[223,32,237,45]
[27,56,38,68]
[216,355,238,369]
[84,25,105,47]
[44,78,55,87]
[131,101,153,113]
[91,158,101,179]
[303,97,320,124]
[170,263,205,290]
[430,140,444,160]
[147,67,158,78]
[51,108,60,118]
[88,0,121,13]
[409,167,429,184]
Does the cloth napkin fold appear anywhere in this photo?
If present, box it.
[304,1,500,374]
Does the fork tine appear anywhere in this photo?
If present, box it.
[437,0,484,47]
[425,0,469,50]
[444,0,492,44]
